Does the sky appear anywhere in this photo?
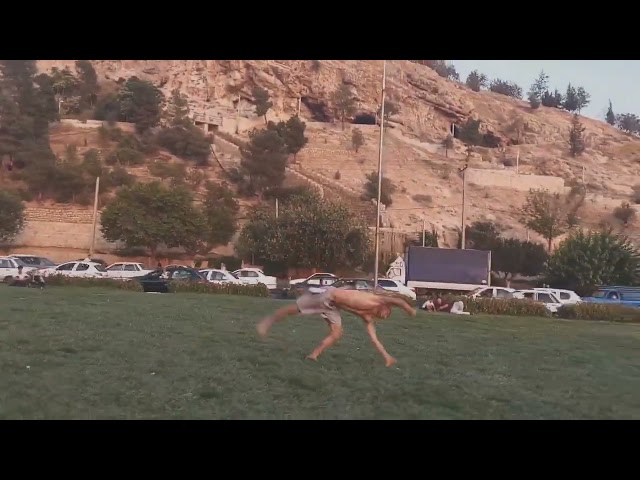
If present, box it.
[451,60,639,121]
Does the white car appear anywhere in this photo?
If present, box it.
[467,286,516,299]
[375,278,417,301]
[533,288,581,305]
[289,273,338,285]
[199,269,243,284]
[9,254,58,268]
[104,262,154,279]
[232,268,278,290]
[513,289,563,313]
[0,256,38,282]
[39,261,107,278]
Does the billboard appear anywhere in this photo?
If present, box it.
[406,246,490,285]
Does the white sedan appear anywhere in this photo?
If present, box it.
[39,261,107,278]
[104,262,154,279]
[290,272,338,285]
[512,289,563,313]
[375,278,417,301]
[232,268,278,290]
[199,269,243,285]
[0,256,38,282]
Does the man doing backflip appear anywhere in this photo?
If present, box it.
[257,286,417,367]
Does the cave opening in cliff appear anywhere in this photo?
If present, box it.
[300,97,332,123]
[353,112,377,125]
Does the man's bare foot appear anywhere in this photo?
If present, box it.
[385,357,397,367]
[305,354,318,361]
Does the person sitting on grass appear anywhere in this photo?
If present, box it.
[422,296,469,315]
[10,266,45,289]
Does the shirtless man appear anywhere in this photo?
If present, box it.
[257,286,417,367]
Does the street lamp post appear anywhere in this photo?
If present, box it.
[459,164,468,249]
[373,60,387,288]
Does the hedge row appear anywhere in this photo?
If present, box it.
[426,295,640,323]
[42,275,270,297]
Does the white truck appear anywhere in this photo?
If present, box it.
[386,246,492,294]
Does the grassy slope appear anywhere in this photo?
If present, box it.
[0,286,639,420]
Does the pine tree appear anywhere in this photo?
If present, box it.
[576,87,591,114]
[568,114,586,157]
[563,84,579,112]
[605,100,616,126]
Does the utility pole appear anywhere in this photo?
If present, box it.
[516,148,520,174]
[459,164,469,249]
[422,218,426,247]
[89,177,100,258]
[373,60,387,288]
[275,198,279,218]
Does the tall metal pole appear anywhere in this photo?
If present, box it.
[89,176,100,258]
[422,218,426,247]
[460,165,468,249]
[275,198,279,218]
[373,61,387,288]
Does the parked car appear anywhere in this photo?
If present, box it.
[286,273,338,296]
[136,266,207,293]
[9,254,57,268]
[104,262,154,280]
[0,256,38,283]
[232,268,278,290]
[199,268,243,285]
[512,289,563,313]
[533,287,581,305]
[581,286,640,308]
[467,286,516,299]
[38,261,107,278]
[329,277,416,301]
[289,272,338,286]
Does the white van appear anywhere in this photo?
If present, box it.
[533,288,581,305]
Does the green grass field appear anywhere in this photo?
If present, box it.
[1,286,639,420]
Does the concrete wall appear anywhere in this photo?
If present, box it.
[59,119,136,133]
[465,168,566,194]
[11,208,118,251]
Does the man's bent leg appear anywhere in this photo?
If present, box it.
[306,312,343,361]
[379,295,417,317]
[257,304,300,338]
[365,321,396,367]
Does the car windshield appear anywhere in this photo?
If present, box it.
[468,287,485,296]
[93,263,107,272]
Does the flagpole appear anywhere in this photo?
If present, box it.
[373,60,387,288]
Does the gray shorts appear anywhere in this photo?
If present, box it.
[296,287,342,326]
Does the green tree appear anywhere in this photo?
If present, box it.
[528,92,541,109]
[0,190,25,244]
[100,181,205,259]
[563,83,579,112]
[465,70,488,92]
[541,89,563,108]
[267,116,308,160]
[236,190,371,270]
[166,89,190,126]
[460,221,502,249]
[576,86,591,114]
[240,128,288,194]
[352,128,365,152]
[544,229,640,289]
[489,79,523,99]
[529,70,549,101]
[198,181,240,253]
[363,171,396,206]
[251,86,273,124]
[605,100,616,126]
[519,189,582,252]
[117,77,164,132]
[377,99,400,121]
[75,60,99,109]
[491,238,548,287]
[568,113,586,157]
[156,125,212,166]
[331,83,358,130]
[613,202,636,226]
[616,113,640,134]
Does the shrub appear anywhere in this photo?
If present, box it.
[44,275,143,291]
[438,295,551,317]
[557,303,640,323]
[168,282,269,297]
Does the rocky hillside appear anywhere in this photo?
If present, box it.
[36,60,640,248]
